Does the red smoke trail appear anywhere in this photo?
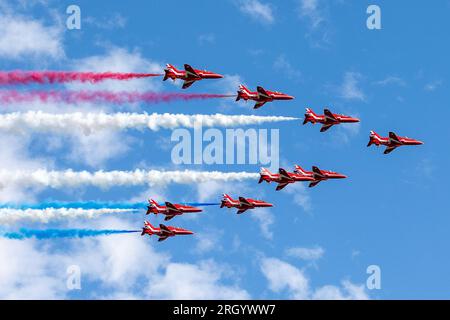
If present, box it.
[0,71,163,85]
[0,90,235,105]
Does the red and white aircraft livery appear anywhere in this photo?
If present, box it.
[146,199,202,221]
[163,63,223,89]
[294,165,347,188]
[259,167,315,191]
[236,84,294,109]
[367,131,424,154]
[220,194,273,214]
[303,108,360,132]
[141,221,194,242]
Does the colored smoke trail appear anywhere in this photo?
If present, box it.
[0,71,162,85]
[0,169,259,189]
[0,208,139,224]
[0,90,235,105]
[0,228,140,239]
[0,202,220,210]
[0,112,298,134]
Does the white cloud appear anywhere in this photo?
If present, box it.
[284,183,312,212]
[273,54,302,80]
[67,129,131,168]
[0,14,64,60]
[260,257,369,300]
[312,281,369,300]
[373,76,406,87]
[424,80,442,92]
[237,0,274,24]
[298,0,324,29]
[249,209,274,240]
[338,72,365,101]
[147,260,250,299]
[68,47,164,94]
[260,257,310,299]
[0,239,67,299]
[0,133,51,203]
[285,246,324,261]
[0,217,250,299]
[198,33,216,45]
[194,229,223,254]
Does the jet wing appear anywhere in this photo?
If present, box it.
[256,86,271,99]
[384,146,397,154]
[238,197,253,208]
[236,208,248,214]
[389,132,401,144]
[184,64,200,78]
[320,124,334,132]
[324,109,338,122]
[311,166,325,179]
[278,168,293,181]
[182,79,196,89]
[309,180,321,188]
[165,202,181,213]
[312,166,323,175]
[253,101,267,109]
[164,215,176,221]
[158,235,169,242]
[159,224,173,235]
[276,182,289,191]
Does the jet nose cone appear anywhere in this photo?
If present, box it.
[339,174,348,179]
[212,73,224,78]
[286,95,295,100]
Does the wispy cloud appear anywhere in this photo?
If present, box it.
[249,209,275,240]
[373,76,406,87]
[285,246,324,261]
[260,257,369,300]
[273,54,302,80]
[236,0,275,24]
[298,0,324,29]
[337,72,365,101]
[0,14,64,60]
[297,0,332,47]
[198,33,216,45]
[424,80,443,92]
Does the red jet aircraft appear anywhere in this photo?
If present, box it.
[146,199,202,221]
[163,63,223,89]
[220,194,273,214]
[367,131,424,154]
[294,165,347,188]
[303,108,360,132]
[236,84,294,109]
[141,221,194,242]
[259,167,315,191]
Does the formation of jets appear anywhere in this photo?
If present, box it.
[259,165,347,190]
[139,63,424,242]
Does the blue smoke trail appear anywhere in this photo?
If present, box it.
[0,201,220,210]
[0,228,141,239]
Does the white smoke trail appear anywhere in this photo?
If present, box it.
[0,208,137,224]
[0,111,298,134]
[0,169,260,189]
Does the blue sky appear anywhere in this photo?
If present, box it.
[0,0,448,299]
